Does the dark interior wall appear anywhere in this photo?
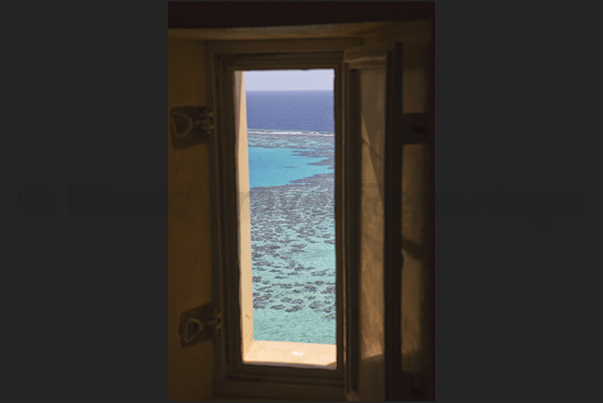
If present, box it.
[424,20,435,401]
[168,1,435,29]
[168,4,435,400]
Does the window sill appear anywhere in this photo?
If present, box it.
[243,340,337,369]
[210,397,282,401]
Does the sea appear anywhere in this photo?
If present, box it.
[247,90,336,345]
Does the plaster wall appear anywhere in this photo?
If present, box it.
[168,38,214,401]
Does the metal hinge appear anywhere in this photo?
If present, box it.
[178,303,222,347]
[170,106,215,149]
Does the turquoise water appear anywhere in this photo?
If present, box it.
[249,147,332,189]
[246,90,336,345]
[248,131,337,345]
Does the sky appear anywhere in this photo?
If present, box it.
[244,69,334,91]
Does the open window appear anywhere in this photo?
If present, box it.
[208,46,345,400]
[205,38,424,401]
[238,69,339,370]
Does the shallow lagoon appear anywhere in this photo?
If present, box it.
[249,130,336,345]
[249,147,332,189]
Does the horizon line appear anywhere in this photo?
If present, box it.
[246,89,333,92]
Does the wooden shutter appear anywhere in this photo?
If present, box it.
[343,43,405,401]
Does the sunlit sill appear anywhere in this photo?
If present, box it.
[243,340,337,369]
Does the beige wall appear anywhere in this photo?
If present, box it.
[168,38,214,401]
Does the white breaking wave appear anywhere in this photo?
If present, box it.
[248,129,334,137]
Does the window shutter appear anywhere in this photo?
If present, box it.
[343,43,405,401]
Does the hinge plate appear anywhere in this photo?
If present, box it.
[170,106,214,149]
[178,303,222,347]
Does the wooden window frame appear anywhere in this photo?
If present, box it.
[206,39,361,401]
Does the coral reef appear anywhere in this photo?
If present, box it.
[249,131,337,344]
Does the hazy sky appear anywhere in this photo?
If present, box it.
[244,69,334,91]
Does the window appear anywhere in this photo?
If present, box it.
[240,70,338,368]
[205,37,421,401]
[208,46,345,400]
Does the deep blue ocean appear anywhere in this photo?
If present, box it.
[247,90,334,189]
[246,90,337,345]
[246,90,334,133]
